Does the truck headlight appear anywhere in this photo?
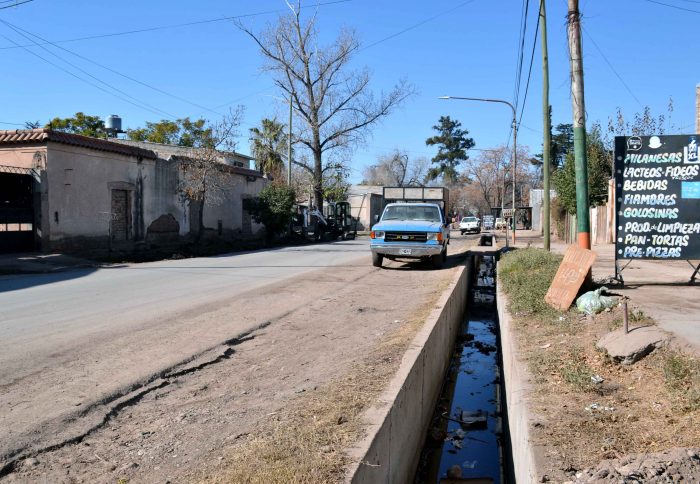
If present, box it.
[427,232,442,241]
[370,230,385,239]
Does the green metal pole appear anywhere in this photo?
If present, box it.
[540,0,551,251]
[567,0,590,249]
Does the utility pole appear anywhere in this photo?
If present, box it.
[567,0,590,249]
[288,96,293,185]
[540,0,551,251]
[511,118,517,246]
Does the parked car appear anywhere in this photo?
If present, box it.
[495,217,507,230]
[459,216,481,235]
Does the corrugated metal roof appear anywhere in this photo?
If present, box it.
[0,129,158,159]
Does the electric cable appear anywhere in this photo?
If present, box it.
[641,0,700,13]
[1,18,224,117]
[0,0,351,50]
[517,7,541,126]
[0,30,177,119]
[0,0,33,10]
[582,26,643,108]
[359,0,475,52]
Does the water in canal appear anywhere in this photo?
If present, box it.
[415,254,505,483]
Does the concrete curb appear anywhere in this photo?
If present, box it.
[496,275,540,483]
[345,261,471,483]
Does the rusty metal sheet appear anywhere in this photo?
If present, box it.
[545,245,597,311]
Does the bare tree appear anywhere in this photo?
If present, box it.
[362,150,428,186]
[463,144,535,211]
[176,108,243,240]
[238,2,414,209]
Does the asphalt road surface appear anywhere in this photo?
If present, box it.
[0,233,478,473]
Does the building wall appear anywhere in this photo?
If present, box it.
[44,142,158,251]
[348,193,383,231]
[1,141,267,253]
[199,172,266,239]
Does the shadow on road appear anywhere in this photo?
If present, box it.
[0,267,98,294]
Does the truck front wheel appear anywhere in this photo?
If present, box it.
[431,250,446,269]
[372,252,383,268]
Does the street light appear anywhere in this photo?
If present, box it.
[439,95,517,245]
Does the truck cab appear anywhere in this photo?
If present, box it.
[370,202,449,269]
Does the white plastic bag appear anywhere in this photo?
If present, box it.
[576,286,616,315]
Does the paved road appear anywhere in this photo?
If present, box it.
[0,239,372,464]
[0,233,477,467]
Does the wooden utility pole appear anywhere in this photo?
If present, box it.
[567,0,591,249]
[540,0,551,251]
[288,96,293,185]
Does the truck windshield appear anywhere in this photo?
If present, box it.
[382,205,442,222]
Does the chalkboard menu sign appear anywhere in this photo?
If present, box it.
[614,134,700,260]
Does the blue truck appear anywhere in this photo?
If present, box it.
[369,187,450,269]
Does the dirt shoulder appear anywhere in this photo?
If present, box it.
[499,247,700,483]
[2,237,473,483]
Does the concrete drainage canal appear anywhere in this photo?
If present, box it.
[415,234,510,483]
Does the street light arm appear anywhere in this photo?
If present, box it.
[439,95,515,118]
[439,94,518,246]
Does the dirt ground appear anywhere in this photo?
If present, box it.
[1,236,473,483]
[512,300,700,483]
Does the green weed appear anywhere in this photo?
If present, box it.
[499,248,563,317]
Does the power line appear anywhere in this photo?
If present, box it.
[359,0,475,52]
[0,0,33,10]
[0,120,24,126]
[0,0,351,50]
[0,30,176,119]
[582,26,643,108]
[512,0,530,112]
[641,0,700,13]
[517,6,541,126]
[1,18,223,117]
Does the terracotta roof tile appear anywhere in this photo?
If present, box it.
[0,129,158,159]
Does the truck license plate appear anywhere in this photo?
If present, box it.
[399,248,412,255]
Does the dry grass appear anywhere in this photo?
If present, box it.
[498,248,700,479]
[202,283,447,483]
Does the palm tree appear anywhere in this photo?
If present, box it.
[249,118,288,181]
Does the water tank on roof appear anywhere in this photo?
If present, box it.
[106,115,122,132]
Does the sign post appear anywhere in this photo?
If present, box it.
[614,134,700,284]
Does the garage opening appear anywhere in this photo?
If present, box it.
[0,167,36,253]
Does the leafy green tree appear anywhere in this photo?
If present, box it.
[534,107,572,170]
[45,112,105,138]
[127,117,219,148]
[244,184,296,240]
[551,123,574,169]
[553,124,611,214]
[249,118,288,179]
[425,116,475,184]
[322,165,350,202]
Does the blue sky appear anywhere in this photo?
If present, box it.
[0,0,697,182]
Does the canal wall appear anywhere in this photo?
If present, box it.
[496,276,540,483]
[346,260,471,484]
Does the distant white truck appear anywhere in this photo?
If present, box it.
[459,216,481,235]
